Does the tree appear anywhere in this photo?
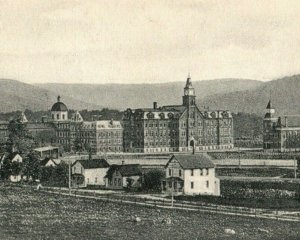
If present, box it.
[126,177,134,189]
[142,169,165,191]
[73,137,83,152]
[0,158,12,180]
[5,119,35,155]
[22,151,41,181]
[40,163,68,187]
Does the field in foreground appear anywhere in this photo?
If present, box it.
[1,185,300,240]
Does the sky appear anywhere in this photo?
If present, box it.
[0,0,300,84]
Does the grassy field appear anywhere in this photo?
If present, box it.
[1,185,300,240]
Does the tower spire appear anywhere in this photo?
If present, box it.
[183,75,196,106]
[266,100,272,109]
[185,73,192,88]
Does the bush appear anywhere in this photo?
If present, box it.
[142,169,165,191]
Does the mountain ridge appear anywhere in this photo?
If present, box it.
[35,78,262,110]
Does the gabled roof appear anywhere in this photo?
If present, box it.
[167,154,215,169]
[105,164,142,178]
[74,159,110,169]
[40,158,61,166]
[7,152,21,161]
[71,111,84,122]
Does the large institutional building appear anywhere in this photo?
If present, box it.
[123,76,234,153]
[51,96,123,153]
[0,76,234,154]
[263,100,300,152]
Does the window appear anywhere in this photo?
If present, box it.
[206,181,209,188]
[191,182,194,189]
[95,177,97,183]
[191,169,194,176]
[87,178,89,184]
[200,169,203,176]
[179,170,182,177]
[169,168,172,176]
[206,169,209,175]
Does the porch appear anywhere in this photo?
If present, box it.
[161,177,184,195]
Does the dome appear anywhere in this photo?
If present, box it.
[51,96,68,111]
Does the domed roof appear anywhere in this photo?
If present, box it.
[51,96,68,111]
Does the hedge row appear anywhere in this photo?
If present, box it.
[221,179,300,199]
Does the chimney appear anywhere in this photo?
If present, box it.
[153,102,157,109]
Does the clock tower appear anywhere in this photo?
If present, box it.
[182,74,196,106]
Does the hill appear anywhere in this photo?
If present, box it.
[36,78,261,110]
[0,79,100,112]
[200,75,300,116]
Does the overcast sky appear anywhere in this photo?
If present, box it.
[0,0,299,84]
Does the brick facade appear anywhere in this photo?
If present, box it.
[123,77,234,153]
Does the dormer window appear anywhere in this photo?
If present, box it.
[168,113,174,119]
[147,112,154,119]
[159,113,165,119]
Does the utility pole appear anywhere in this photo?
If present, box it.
[171,186,174,208]
[69,161,71,195]
[294,157,297,179]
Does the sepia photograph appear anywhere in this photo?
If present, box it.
[1,0,300,239]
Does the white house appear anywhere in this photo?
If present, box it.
[8,152,23,182]
[72,159,110,188]
[162,154,220,196]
